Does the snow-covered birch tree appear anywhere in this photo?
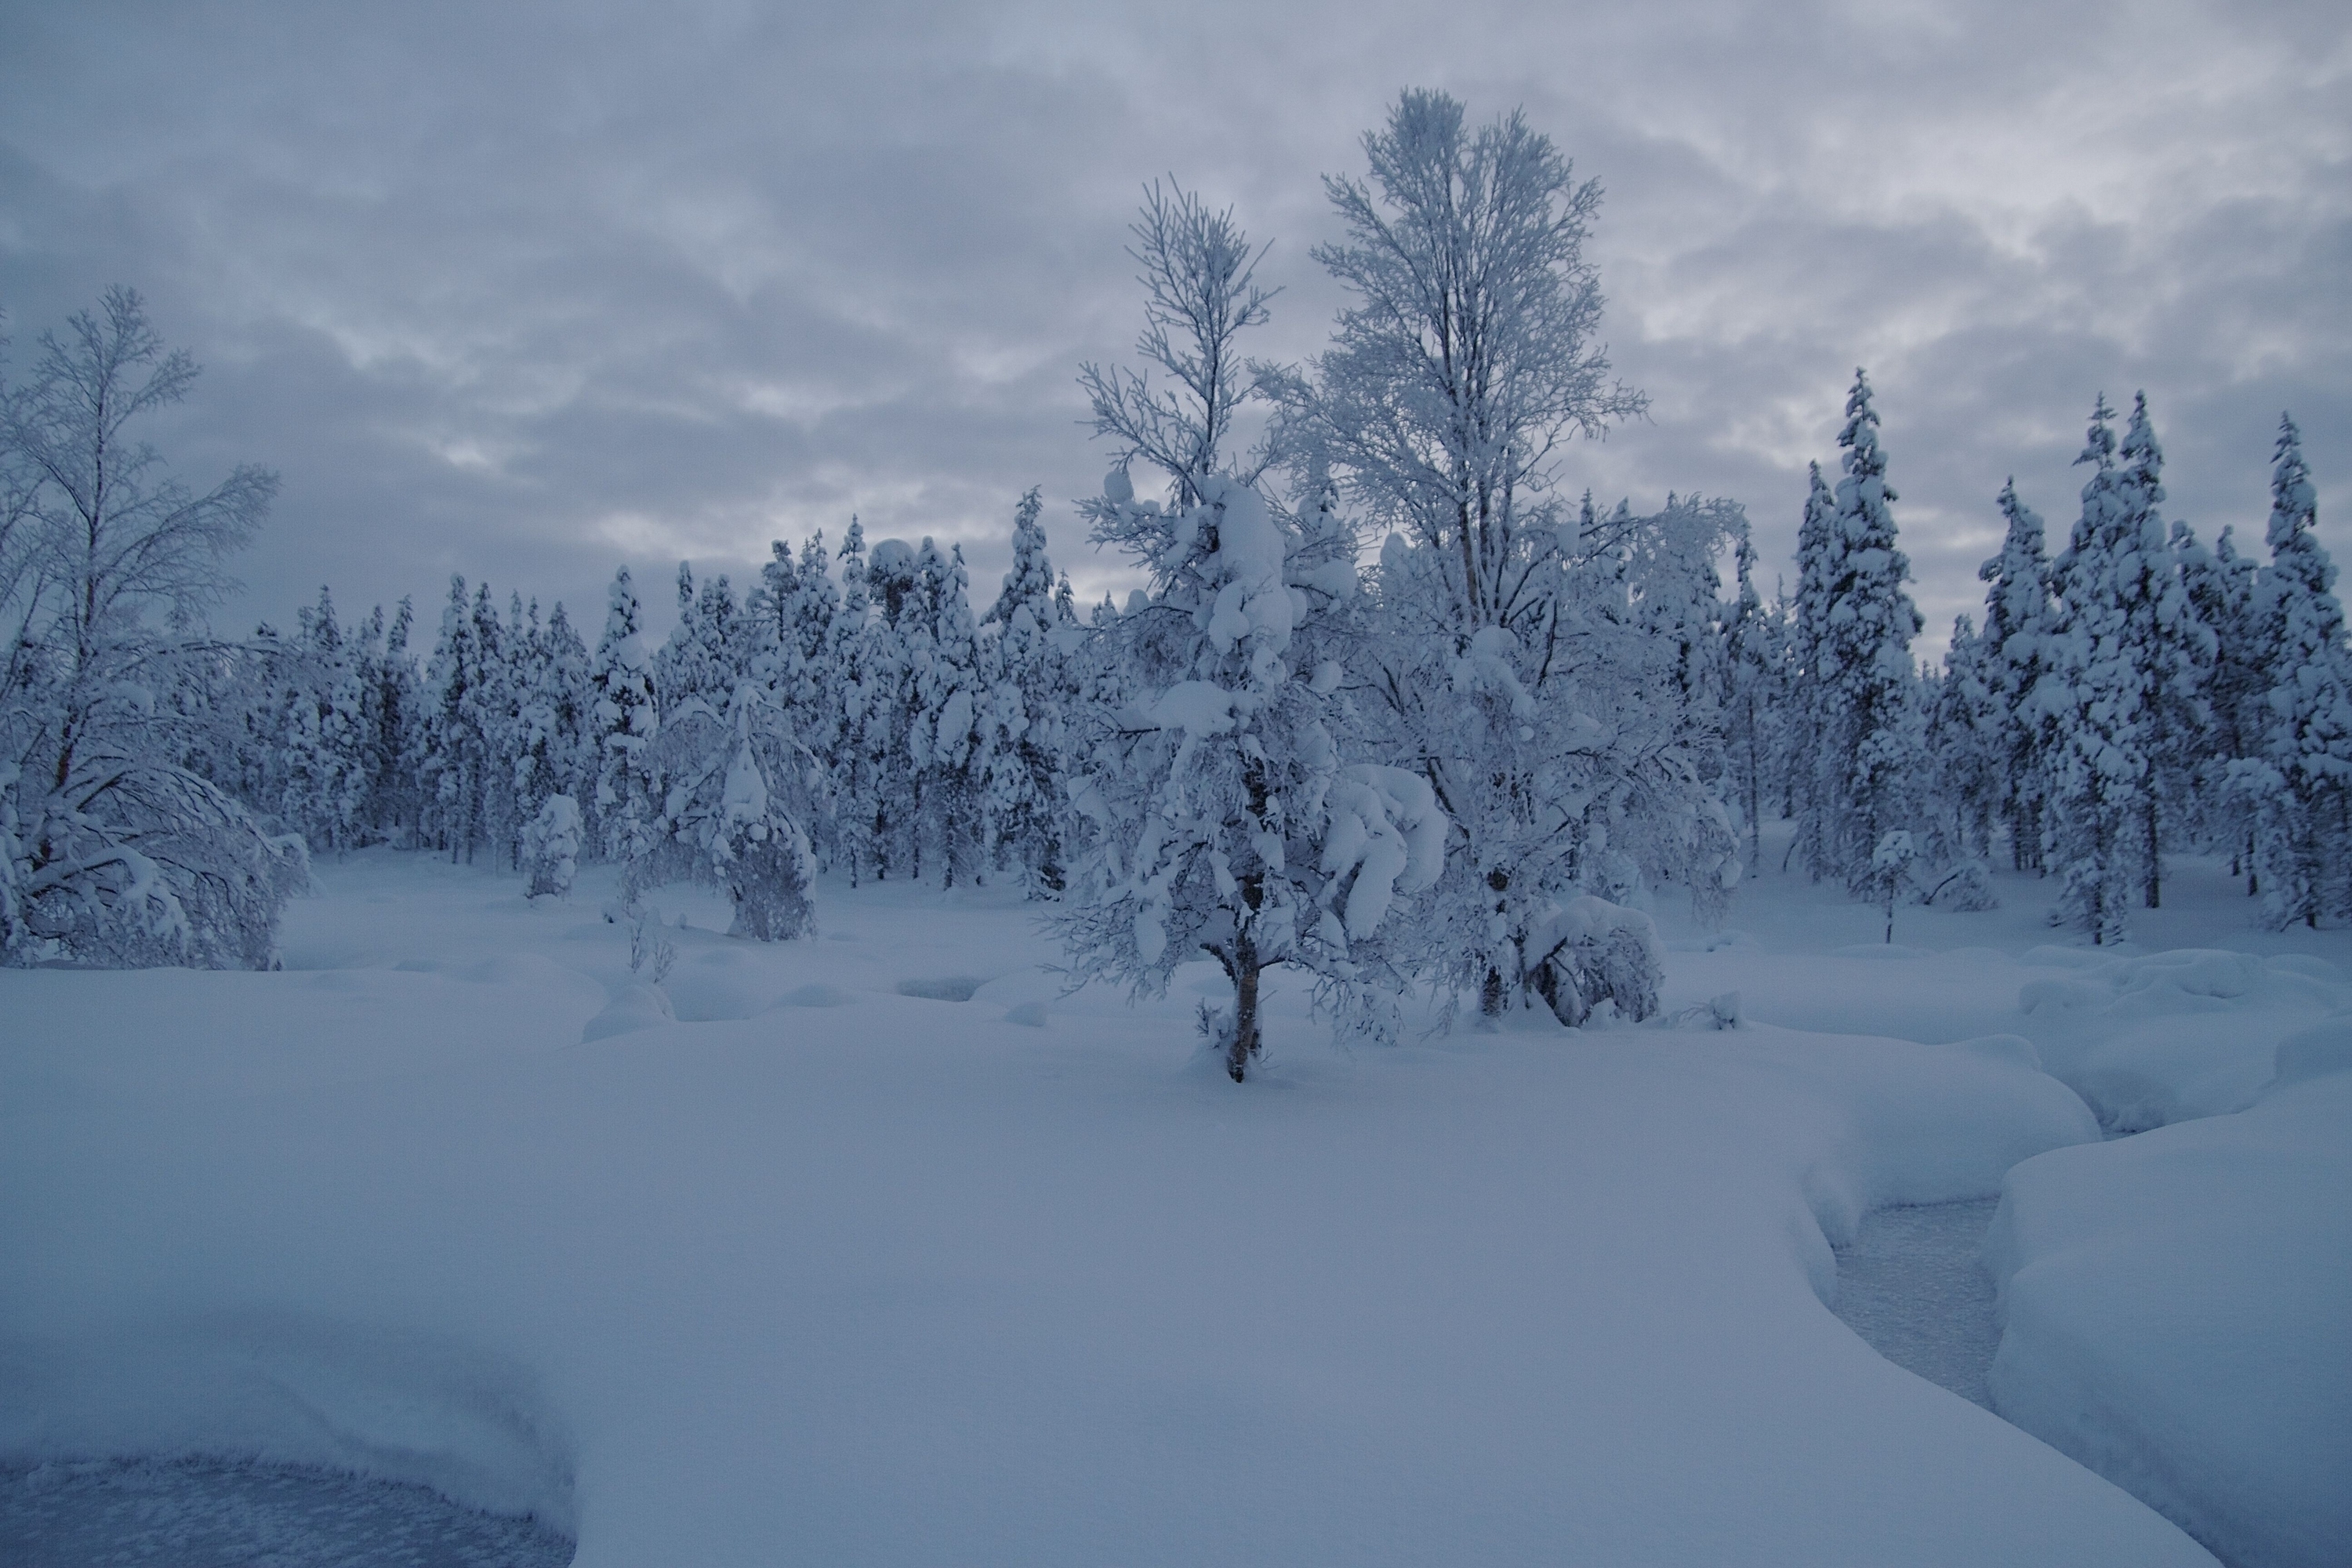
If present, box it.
[0,288,303,967]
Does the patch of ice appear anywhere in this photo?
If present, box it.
[0,1457,574,1567]
[895,976,987,1002]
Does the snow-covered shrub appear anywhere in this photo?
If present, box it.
[1060,475,1441,1079]
[6,714,310,970]
[1523,895,1663,1026]
[1922,858,1998,911]
[638,679,818,942]
[521,793,582,899]
[713,695,817,941]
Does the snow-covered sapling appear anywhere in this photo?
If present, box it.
[1867,829,1918,944]
[521,793,583,899]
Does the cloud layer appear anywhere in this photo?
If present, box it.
[3,0,2345,652]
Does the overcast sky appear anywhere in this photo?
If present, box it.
[3,0,2346,655]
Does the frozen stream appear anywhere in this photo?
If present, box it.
[0,1457,573,1568]
[1830,1198,2003,1410]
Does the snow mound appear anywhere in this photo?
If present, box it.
[769,982,854,1009]
[579,983,674,1043]
[2013,947,2352,1130]
[2270,1020,2352,1091]
[1987,1070,2352,1568]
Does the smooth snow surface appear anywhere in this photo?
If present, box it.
[12,840,2322,1566]
[0,1457,573,1567]
[1830,1200,2001,1410]
[1987,1066,2352,1568]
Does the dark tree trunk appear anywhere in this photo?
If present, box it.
[1226,934,1261,1083]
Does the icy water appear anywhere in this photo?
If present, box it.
[0,1457,574,1568]
[1830,1198,2002,1410]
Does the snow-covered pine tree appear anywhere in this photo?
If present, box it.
[1721,522,1784,873]
[858,537,924,880]
[2038,395,2204,940]
[2177,522,2265,888]
[419,577,482,860]
[1788,462,1838,877]
[2245,414,2352,927]
[909,539,986,886]
[1926,614,2004,891]
[978,488,1077,894]
[366,597,423,844]
[1978,479,2054,871]
[1806,370,1925,894]
[590,566,659,868]
[826,521,887,884]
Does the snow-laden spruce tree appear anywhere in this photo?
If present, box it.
[1060,473,1442,1080]
[1786,462,1838,877]
[2241,415,2352,927]
[1926,615,2004,892]
[1797,370,1924,892]
[1721,523,1784,873]
[826,521,891,884]
[590,566,659,866]
[909,538,987,886]
[978,488,1079,893]
[1978,478,2055,870]
[2038,395,2207,941]
[2176,521,2265,888]
[0,287,304,968]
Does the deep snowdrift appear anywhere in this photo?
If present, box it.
[1988,1030,2352,1568]
[0,850,2278,1564]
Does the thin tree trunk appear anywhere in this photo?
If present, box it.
[1227,935,1261,1083]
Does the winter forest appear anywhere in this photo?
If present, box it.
[5,89,2347,1568]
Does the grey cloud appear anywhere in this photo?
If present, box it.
[2,0,2344,655]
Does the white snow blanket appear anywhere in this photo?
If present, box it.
[1987,1027,2352,1568]
[0,854,2218,1566]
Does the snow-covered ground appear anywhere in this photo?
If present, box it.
[4,842,2346,1566]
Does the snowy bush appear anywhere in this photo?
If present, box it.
[1522,895,1663,1026]
[637,681,818,942]
[521,793,582,900]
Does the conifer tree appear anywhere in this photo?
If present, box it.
[2038,394,2202,938]
[2177,523,2263,887]
[1721,524,1782,871]
[980,488,1078,892]
[912,539,985,885]
[1806,370,1924,891]
[1788,462,1838,877]
[1978,479,2054,869]
[1928,615,2004,877]
[2246,415,2352,927]
[590,566,658,868]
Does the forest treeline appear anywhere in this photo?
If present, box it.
[5,92,2343,1080]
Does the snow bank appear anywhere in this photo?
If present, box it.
[1986,1050,2352,1568]
[2015,947,2349,1128]
[1667,928,2351,1131]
